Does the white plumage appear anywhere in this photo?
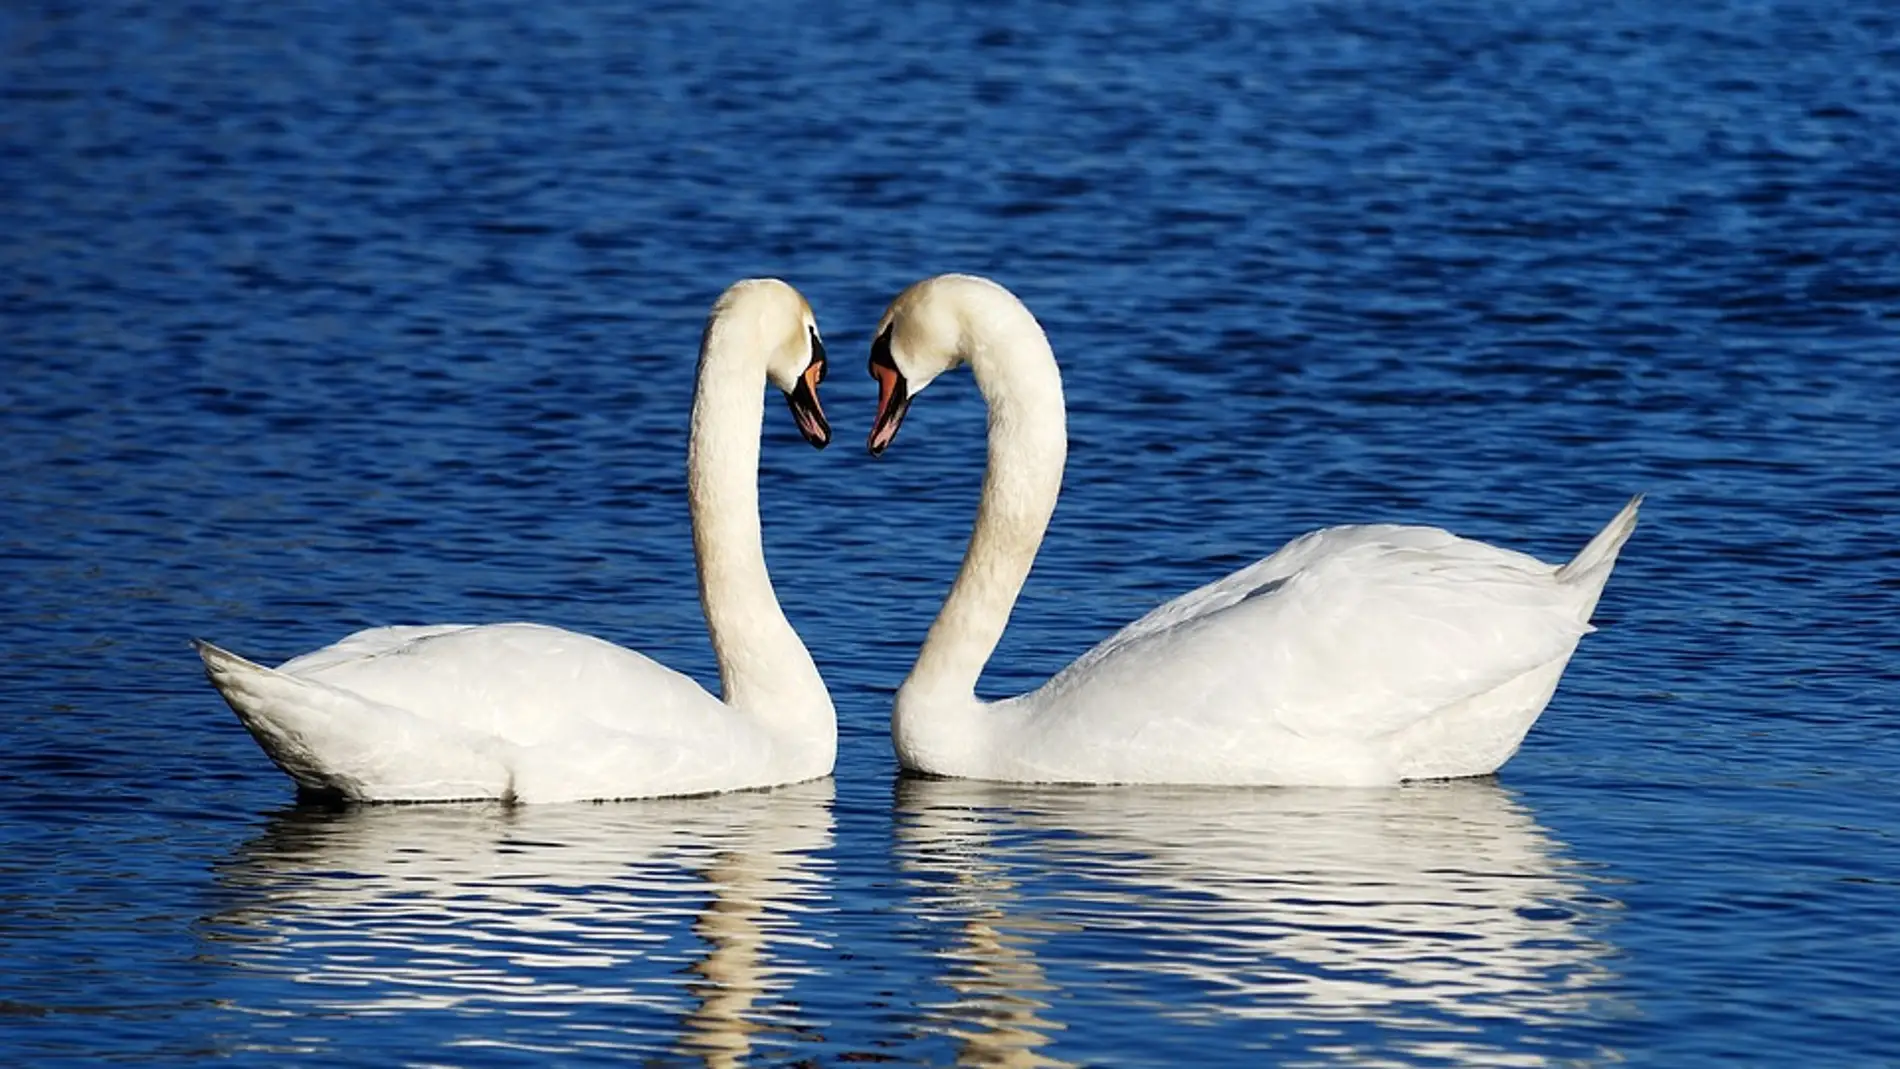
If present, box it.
[868,274,1639,785]
[197,279,837,803]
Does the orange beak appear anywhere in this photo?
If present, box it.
[867,327,911,456]
[785,331,830,448]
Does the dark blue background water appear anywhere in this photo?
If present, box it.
[5,0,1898,1064]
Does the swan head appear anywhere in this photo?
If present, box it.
[867,274,1025,456]
[711,278,831,449]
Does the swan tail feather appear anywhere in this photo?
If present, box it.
[194,639,367,795]
[1554,494,1642,619]
[194,639,506,801]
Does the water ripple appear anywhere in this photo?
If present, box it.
[895,779,1622,1067]
[4,0,1899,1063]
[201,783,833,1064]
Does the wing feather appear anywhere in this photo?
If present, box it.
[1033,526,1588,749]
[285,623,722,748]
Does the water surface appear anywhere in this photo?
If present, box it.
[4,0,1899,1064]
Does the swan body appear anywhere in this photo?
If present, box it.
[198,279,837,803]
[867,273,1639,786]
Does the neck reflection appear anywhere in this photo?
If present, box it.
[899,793,1076,1069]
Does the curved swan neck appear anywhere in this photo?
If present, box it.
[902,285,1067,708]
[688,316,830,730]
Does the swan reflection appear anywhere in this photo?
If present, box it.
[897,778,1621,1066]
[205,781,833,1066]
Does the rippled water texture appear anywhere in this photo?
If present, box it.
[4,0,1899,1064]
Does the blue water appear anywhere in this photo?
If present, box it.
[4,0,1899,1064]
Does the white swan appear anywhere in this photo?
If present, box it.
[866,273,1640,786]
[196,278,837,803]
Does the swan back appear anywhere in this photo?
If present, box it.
[1007,500,1643,785]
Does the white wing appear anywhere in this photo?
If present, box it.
[199,623,791,802]
[282,623,723,746]
[1030,525,1590,750]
